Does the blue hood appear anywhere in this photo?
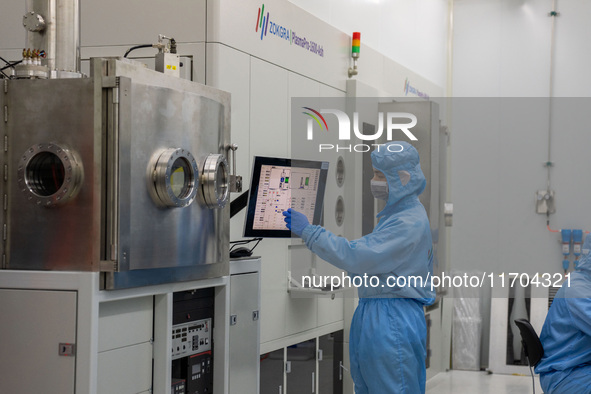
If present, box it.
[576,234,591,271]
[371,141,426,217]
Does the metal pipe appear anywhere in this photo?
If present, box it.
[25,0,80,74]
[446,0,454,98]
[25,0,56,70]
[546,0,558,190]
[55,0,80,73]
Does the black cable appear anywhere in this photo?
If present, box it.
[1,60,22,72]
[248,238,263,253]
[0,58,22,78]
[123,44,153,58]
[230,189,249,218]
[229,238,263,256]
[0,56,18,69]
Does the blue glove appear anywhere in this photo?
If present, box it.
[282,208,310,237]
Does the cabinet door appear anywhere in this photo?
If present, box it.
[0,289,77,393]
[229,273,260,393]
[260,348,285,394]
[287,339,317,393]
[318,332,344,394]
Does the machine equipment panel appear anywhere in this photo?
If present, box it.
[172,318,212,360]
[171,288,215,393]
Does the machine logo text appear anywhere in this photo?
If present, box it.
[255,4,325,57]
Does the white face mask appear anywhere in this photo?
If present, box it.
[370,180,389,200]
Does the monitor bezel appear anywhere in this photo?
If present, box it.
[243,156,328,238]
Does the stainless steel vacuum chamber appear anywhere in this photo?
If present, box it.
[0,57,232,289]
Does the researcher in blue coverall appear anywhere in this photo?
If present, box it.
[283,141,435,394]
[535,235,591,394]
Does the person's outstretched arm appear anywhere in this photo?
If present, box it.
[302,220,423,275]
[284,208,425,275]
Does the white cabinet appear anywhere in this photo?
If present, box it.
[0,271,232,394]
[229,259,261,394]
[0,289,77,393]
[97,296,154,394]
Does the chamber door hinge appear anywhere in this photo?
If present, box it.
[102,76,120,103]
[112,84,119,104]
[101,76,120,104]
[4,135,8,152]
[3,79,7,93]
[101,76,117,88]
[110,243,118,261]
[99,260,118,272]
[3,105,7,123]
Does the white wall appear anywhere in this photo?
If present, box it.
[290,0,449,92]
[451,0,591,368]
[207,0,446,97]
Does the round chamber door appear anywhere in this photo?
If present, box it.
[18,143,84,207]
[149,148,200,208]
[201,154,229,209]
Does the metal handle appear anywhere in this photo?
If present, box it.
[444,202,453,227]
[228,144,242,193]
[107,80,120,262]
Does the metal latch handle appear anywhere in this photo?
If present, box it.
[228,144,242,193]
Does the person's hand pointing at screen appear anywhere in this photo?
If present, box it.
[282,208,310,237]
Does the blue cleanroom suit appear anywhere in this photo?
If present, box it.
[535,236,591,394]
[285,142,435,393]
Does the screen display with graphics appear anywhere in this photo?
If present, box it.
[244,156,328,237]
